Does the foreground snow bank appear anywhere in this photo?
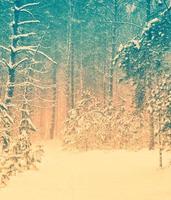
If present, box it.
[0,141,171,200]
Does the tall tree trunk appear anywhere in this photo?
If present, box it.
[103,64,106,105]
[148,83,155,150]
[50,65,57,139]
[109,0,118,104]
[79,23,83,97]
[2,0,20,150]
[5,0,20,105]
[149,110,155,150]
[159,134,163,168]
[70,39,75,109]
[67,0,75,110]
[103,24,108,106]
[146,0,155,150]
[158,112,163,168]
[5,68,16,105]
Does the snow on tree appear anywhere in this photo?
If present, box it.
[114,7,171,83]
[147,73,171,167]
[113,6,171,166]
[62,91,146,150]
[0,0,56,146]
[0,103,13,151]
[0,0,57,186]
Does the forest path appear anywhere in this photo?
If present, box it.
[0,141,171,200]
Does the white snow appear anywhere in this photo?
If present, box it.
[0,141,171,200]
[126,3,136,15]
[18,20,40,26]
[11,33,36,40]
[19,9,34,18]
[149,18,160,24]
[16,2,40,11]
[11,46,57,64]
[14,58,29,68]
[0,45,10,52]
[132,39,140,49]
[142,18,160,36]
[11,45,37,53]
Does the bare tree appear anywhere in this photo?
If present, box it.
[0,0,56,148]
[67,0,75,110]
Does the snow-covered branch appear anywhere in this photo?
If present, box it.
[2,58,11,68]
[11,32,36,40]
[14,58,29,69]
[0,45,10,52]
[34,50,57,64]
[0,60,7,67]
[20,118,37,132]
[18,20,40,26]
[7,80,56,89]
[113,6,171,68]
[25,82,56,89]
[15,2,40,11]
[11,46,37,53]
[28,67,49,74]
[11,46,56,64]
[19,9,34,18]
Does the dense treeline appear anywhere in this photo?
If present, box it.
[0,0,170,184]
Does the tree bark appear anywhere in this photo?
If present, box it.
[5,68,16,105]
[109,0,118,104]
[79,23,83,97]
[70,39,75,109]
[50,65,57,139]
[5,1,20,105]
[146,0,155,150]
[149,111,155,150]
[66,0,75,110]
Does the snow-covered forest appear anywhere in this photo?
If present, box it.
[0,0,171,199]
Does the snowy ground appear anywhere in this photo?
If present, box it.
[0,141,171,200]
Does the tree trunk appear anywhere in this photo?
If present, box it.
[148,86,155,150]
[79,23,83,97]
[70,39,75,109]
[103,64,106,105]
[149,112,155,150]
[146,0,155,150]
[66,0,75,110]
[159,133,163,168]
[5,68,16,105]
[109,0,118,104]
[5,1,20,105]
[50,66,57,139]
[103,25,108,106]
